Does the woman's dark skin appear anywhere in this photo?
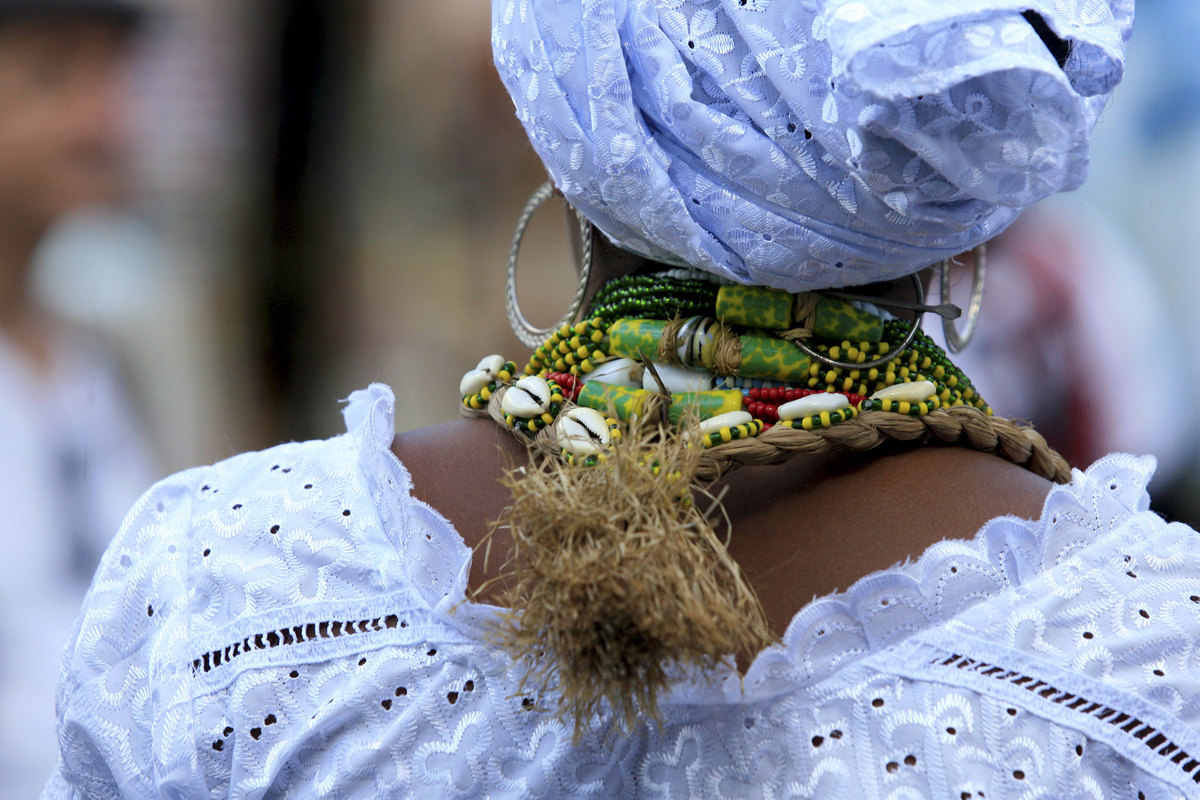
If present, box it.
[391,226,1051,654]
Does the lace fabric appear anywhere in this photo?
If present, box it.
[42,385,1200,799]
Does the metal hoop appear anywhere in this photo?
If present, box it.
[792,272,926,370]
[506,182,593,350]
[941,243,987,354]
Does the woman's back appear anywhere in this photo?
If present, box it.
[394,417,1053,637]
[45,386,1189,799]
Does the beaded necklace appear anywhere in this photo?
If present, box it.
[461,271,1009,468]
[587,273,719,322]
[459,269,1070,730]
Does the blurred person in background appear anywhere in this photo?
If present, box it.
[0,0,156,796]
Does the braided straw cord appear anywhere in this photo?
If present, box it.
[694,406,1071,483]
[472,385,1072,485]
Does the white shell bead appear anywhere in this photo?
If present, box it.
[642,363,715,394]
[777,392,850,421]
[586,358,640,387]
[557,407,611,456]
[460,354,507,396]
[869,380,936,403]
[697,411,752,435]
[502,375,552,418]
[476,354,505,375]
[459,369,492,397]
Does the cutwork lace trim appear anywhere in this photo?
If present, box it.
[932,651,1200,786]
[191,614,403,674]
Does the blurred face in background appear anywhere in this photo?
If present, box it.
[0,17,132,234]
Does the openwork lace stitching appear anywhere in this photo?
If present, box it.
[933,652,1200,784]
[191,614,402,674]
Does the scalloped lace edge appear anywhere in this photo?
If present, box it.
[736,453,1157,696]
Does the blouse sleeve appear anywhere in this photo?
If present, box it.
[42,385,410,799]
[42,468,203,800]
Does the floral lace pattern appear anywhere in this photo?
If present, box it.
[43,385,1200,799]
[491,0,1132,292]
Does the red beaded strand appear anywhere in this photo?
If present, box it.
[546,372,582,402]
[742,388,865,423]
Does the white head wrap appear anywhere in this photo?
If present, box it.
[492,0,1133,291]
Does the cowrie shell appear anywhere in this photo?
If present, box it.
[869,380,936,403]
[460,370,491,397]
[777,392,850,421]
[587,358,640,387]
[459,354,507,396]
[502,375,552,418]
[697,410,752,435]
[557,407,611,456]
[476,354,505,375]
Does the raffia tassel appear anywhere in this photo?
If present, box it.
[486,422,772,738]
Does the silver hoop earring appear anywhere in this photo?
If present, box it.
[941,243,987,353]
[792,272,925,370]
[506,182,593,351]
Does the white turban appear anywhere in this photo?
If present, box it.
[492,0,1132,291]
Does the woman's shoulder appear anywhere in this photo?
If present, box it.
[65,386,426,684]
[754,450,1166,690]
[50,386,463,795]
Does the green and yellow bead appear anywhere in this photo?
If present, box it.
[859,393,941,416]
[779,404,859,430]
[701,418,764,448]
[524,318,610,378]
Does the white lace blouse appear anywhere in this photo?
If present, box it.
[41,385,1200,799]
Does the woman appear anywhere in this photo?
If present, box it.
[45,1,1176,799]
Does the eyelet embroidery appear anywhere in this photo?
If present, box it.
[933,653,1200,784]
[57,388,1173,798]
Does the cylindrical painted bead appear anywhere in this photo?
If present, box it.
[666,390,745,426]
[813,297,883,343]
[736,335,813,382]
[576,382,650,421]
[608,319,668,362]
[716,285,793,330]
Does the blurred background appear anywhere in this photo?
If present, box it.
[3,0,1199,794]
